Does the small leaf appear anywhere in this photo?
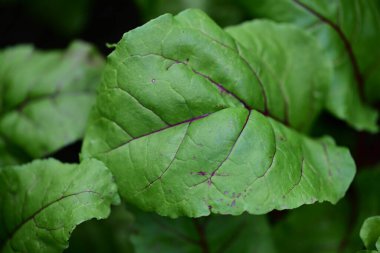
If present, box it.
[360,216,380,251]
[0,41,104,164]
[82,9,355,217]
[0,159,119,253]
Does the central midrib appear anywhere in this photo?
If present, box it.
[102,51,287,154]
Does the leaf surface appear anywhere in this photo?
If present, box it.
[0,41,104,164]
[82,9,355,217]
[238,0,380,132]
[360,216,380,251]
[0,159,119,253]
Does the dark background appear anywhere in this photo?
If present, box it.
[0,0,141,55]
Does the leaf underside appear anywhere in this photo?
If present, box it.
[82,9,355,218]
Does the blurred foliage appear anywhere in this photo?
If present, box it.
[0,41,103,166]
[131,211,276,253]
[134,0,249,26]
[66,205,135,253]
[272,165,380,252]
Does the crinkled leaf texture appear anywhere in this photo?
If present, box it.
[0,159,119,253]
[0,41,104,166]
[131,210,276,253]
[360,216,380,252]
[82,9,356,218]
[238,0,380,132]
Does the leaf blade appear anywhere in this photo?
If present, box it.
[0,41,104,162]
[0,159,119,253]
[83,9,356,217]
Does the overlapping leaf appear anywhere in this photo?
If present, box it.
[0,41,104,165]
[0,159,119,253]
[82,9,355,217]
[238,0,380,132]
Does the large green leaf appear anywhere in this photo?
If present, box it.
[238,0,380,132]
[360,216,380,252]
[82,9,355,217]
[0,41,104,165]
[0,159,119,253]
[130,210,277,253]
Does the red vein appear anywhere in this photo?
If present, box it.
[193,219,210,253]
[293,0,365,100]
[139,123,190,192]
[208,110,251,184]
[102,113,210,154]
[1,190,102,249]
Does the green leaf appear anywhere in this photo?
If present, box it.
[130,210,277,253]
[65,205,135,253]
[360,216,380,251]
[238,0,379,132]
[225,19,331,132]
[0,41,104,164]
[82,9,355,217]
[0,158,119,253]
